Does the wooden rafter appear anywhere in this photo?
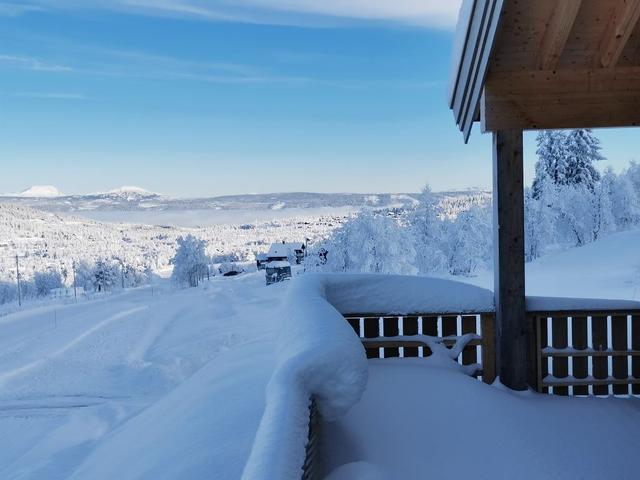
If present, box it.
[597,0,640,68]
[536,0,582,70]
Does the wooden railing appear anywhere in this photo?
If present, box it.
[344,309,640,396]
[301,399,321,480]
[343,313,497,385]
[532,310,640,396]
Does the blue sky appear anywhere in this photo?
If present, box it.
[0,1,638,197]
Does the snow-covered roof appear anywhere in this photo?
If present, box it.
[267,242,303,258]
[255,253,268,261]
[265,260,290,269]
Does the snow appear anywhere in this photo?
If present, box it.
[321,358,640,480]
[0,273,283,479]
[15,185,62,198]
[105,186,156,196]
[310,273,495,314]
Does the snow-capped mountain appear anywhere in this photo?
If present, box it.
[8,185,63,198]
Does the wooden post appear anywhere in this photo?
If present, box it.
[492,130,529,391]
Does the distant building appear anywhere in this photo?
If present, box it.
[256,253,268,270]
[267,241,306,265]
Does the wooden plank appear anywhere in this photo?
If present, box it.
[402,316,419,357]
[539,316,549,393]
[551,317,569,395]
[346,317,360,336]
[492,130,528,390]
[536,0,582,70]
[363,317,380,359]
[482,67,640,131]
[571,316,589,395]
[596,0,640,68]
[612,315,630,394]
[591,315,609,395]
[462,315,478,365]
[543,378,640,388]
[481,313,497,385]
[633,315,640,394]
[542,350,640,357]
[382,317,400,358]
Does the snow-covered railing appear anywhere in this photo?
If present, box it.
[241,275,369,480]
[527,297,640,396]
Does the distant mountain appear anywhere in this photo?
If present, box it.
[0,188,491,215]
[11,185,63,198]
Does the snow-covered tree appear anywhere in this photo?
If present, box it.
[93,259,118,292]
[170,235,209,287]
[532,130,568,196]
[319,210,417,275]
[34,268,63,296]
[525,175,557,261]
[440,205,492,275]
[410,184,447,273]
[565,129,604,190]
[611,169,640,228]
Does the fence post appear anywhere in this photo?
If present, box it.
[481,313,496,384]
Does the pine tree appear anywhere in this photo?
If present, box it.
[532,130,569,197]
[565,129,604,190]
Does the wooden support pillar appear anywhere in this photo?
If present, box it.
[492,130,530,391]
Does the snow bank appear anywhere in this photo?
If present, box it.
[526,296,640,312]
[319,273,495,314]
[242,275,370,480]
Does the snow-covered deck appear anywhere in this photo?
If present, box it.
[242,273,640,480]
[321,358,640,479]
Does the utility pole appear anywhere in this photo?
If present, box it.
[15,255,21,307]
[72,261,77,301]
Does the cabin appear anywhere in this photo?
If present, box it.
[266,241,306,265]
[255,253,268,270]
[243,2,640,478]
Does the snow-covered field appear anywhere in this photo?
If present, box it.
[0,273,285,479]
[1,228,639,479]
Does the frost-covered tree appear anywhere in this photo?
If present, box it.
[410,185,447,273]
[93,259,118,292]
[610,169,640,228]
[440,205,492,275]
[34,268,63,296]
[170,235,209,287]
[532,130,569,197]
[525,175,557,261]
[319,210,417,275]
[565,129,604,189]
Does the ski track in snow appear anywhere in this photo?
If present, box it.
[0,306,148,387]
[0,272,283,479]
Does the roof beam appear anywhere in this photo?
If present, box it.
[536,0,582,70]
[481,67,640,131]
[597,0,640,68]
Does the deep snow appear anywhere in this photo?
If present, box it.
[1,228,639,479]
[0,272,285,480]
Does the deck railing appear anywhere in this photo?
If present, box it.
[532,310,640,396]
[344,308,640,396]
[344,313,496,384]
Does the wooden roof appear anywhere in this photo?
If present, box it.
[450,0,640,141]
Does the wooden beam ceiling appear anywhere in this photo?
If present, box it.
[597,0,640,68]
[479,0,640,132]
[536,0,583,70]
[482,66,640,130]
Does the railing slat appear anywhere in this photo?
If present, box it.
[551,316,569,396]
[571,316,588,395]
[591,315,609,395]
[402,316,419,357]
[633,315,640,395]
[612,315,629,395]
[462,315,478,366]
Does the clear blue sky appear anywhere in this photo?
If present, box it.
[0,1,637,197]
